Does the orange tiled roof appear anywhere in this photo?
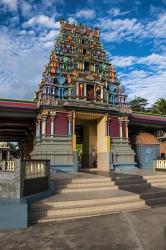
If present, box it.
[135,133,159,145]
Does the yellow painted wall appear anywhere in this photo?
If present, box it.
[72,134,76,151]
[97,115,110,171]
[82,120,97,168]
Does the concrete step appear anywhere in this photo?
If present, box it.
[112,176,143,181]
[144,174,166,180]
[53,177,112,185]
[31,194,141,210]
[118,183,151,191]
[29,200,147,224]
[55,181,115,189]
[28,172,166,225]
[145,196,166,206]
[141,190,166,199]
[147,178,166,183]
[115,179,147,185]
[150,182,166,187]
[55,185,118,194]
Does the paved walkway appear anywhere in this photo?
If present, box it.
[81,168,166,176]
[0,206,166,250]
[116,168,166,176]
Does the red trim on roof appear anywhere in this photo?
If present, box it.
[0,101,37,109]
[129,113,166,123]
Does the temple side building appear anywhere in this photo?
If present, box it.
[30,20,135,172]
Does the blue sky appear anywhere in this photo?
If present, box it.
[0,0,166,104]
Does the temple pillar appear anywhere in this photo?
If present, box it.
[93,85,96,101]
[84,83,87,101]
[50,112,56,138]
[101,86,103,102]
[125,120,129,139]
[118,118,123,140]
[107,117,111,136]
[51,117,54,137]
[97,115,110,171]
[36,119,41,141]
[76,83,79,100]
[72,112,76,151]
[67,112,72,136]
[42,116,47,139]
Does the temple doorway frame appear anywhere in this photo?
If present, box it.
[73,112,110,171]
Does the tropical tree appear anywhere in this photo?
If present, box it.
[128,96,149,112]
[151,98,166,115]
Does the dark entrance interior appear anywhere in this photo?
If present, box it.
[84,62,89,71]
[75,120,97,169]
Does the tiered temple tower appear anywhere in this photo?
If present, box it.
[31,19,135,172]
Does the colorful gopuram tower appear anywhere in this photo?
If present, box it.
[31,19,135,172]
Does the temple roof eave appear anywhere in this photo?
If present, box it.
[37,101,130,116]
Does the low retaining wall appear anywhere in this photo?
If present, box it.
[0,159,50,229]
[0,159,22,199]
[0,198,27,230]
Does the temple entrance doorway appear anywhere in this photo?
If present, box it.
[75,112,110,171]
[76,119,97,169]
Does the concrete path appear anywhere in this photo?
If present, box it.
[116,168,166,176]
[0,206,166,250]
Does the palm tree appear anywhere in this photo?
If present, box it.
[128,96,149,112]
[151,98,166,115]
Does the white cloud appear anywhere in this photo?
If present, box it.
[111,53,166,69]
[68,17,77,24]
[99,13,166,43]
[40,30,59,42]
[20,1,32,16]
[122,70,166,104]
[111,56,136,67]
[22,15,60,29]
[43,41,54,48]
[0,30,49,99]
[100,18,144,42]
[138,53,166,70]
[0,0,18,11]
[107,8,130,17]
[147,13,166,39]
[19,30,27,36]
[111,53,166,104]
[76,9,96,19]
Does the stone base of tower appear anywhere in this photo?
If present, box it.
[30,136,78,173]
[110,138,136,170]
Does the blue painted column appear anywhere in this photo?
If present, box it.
[60,88,64,99]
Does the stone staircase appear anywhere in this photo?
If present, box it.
[29,172,166,225]
[112,174,151,192]
[112,173,166,207]
[55,176,118,193]
[145,174,166,188]
[29,173,148,224]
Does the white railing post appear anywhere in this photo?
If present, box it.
[154,159,166,171]
[24,160,49,179]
